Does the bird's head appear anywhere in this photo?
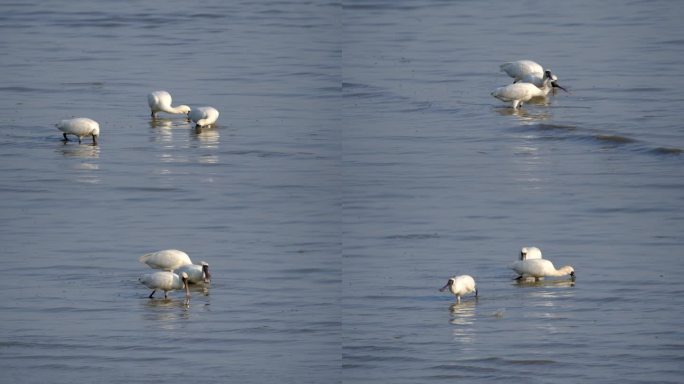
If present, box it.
[439,277,455,292]
[201,261,211,283]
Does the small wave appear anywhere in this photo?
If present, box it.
[659,38,684,45]
[343,353,427,363]
[436,356,558,368]
[515,123,683,157]
[114,186,182,193]
[594,134,637,144]
[223,149,294,158]
[0,86,58,93]
[651,147,682,155]
[384,233,440,240]
[523,123,577,132]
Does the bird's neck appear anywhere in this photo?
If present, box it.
[164,106,185,114]
[538,79,552,93]
[551,266,573,276]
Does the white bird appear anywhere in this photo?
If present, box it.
[175,261,211,284]
[511,259,575,281]
[491,82,548,109]
[139,249,193,271]
[148,91,191,118]
[520,247,543,260]
[491,70,566,109]
[56,118,100,145]
[500,60,546,83]
[439,275,477,304]
[139,271,190,299]
[189,106,219,128]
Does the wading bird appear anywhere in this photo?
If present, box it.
[511,259,575,282]
[189,106,219,128]
[139,271,190,299]
[56,118,100,145]
[139,249,193,271]
[439,275,478,304]
[148,90,191,118]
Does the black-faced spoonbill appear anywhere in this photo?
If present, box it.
[492,71,564,109]
[139,249,193,271]
[175,261,211,284]
[148,90,191,118]
[491,82,548,109]
[520,247,543,260]
[511,259,575,282]
[189,106,219,128]
[56,118,100,145]
[439,275,478,304]
[139,271,190,299]
[500,60,548,82]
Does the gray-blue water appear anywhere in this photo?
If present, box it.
[1,0,683,383]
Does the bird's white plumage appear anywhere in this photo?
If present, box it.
[500,60,544,82]
[440,275,477,303]
[175,262,211,284]
[491,82,548,109]
[189,106,219,128]
[148,90,191,118]
[56,118,100,144]
[139,249,193,271]
[139,271,190,298]
[520,247,542,260]
[511,259,574,280]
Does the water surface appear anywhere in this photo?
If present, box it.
[342,1,683,383]
[0,1,340,383]
[1,0,683,383]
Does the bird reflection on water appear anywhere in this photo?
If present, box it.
[57,143,100,159]
[495,104,552,122]
[56,144,101,184]
[513,277,576,289]
[447,300,478,344]
[142,297,191,329]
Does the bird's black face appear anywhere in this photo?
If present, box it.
[520,250,526,260]
[202,265,211,281]
[439,279,454,292]
[544,70,553,79]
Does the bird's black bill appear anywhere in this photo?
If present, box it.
[552,82,568,92]
[439,280,452,292]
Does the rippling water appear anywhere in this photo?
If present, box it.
[0,1,339,383]
[1,0,683,383]
[341,0,683,383]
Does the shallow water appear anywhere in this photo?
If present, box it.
[1,0,683,383]
[342,1,684,383]
[0,1,340,383]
